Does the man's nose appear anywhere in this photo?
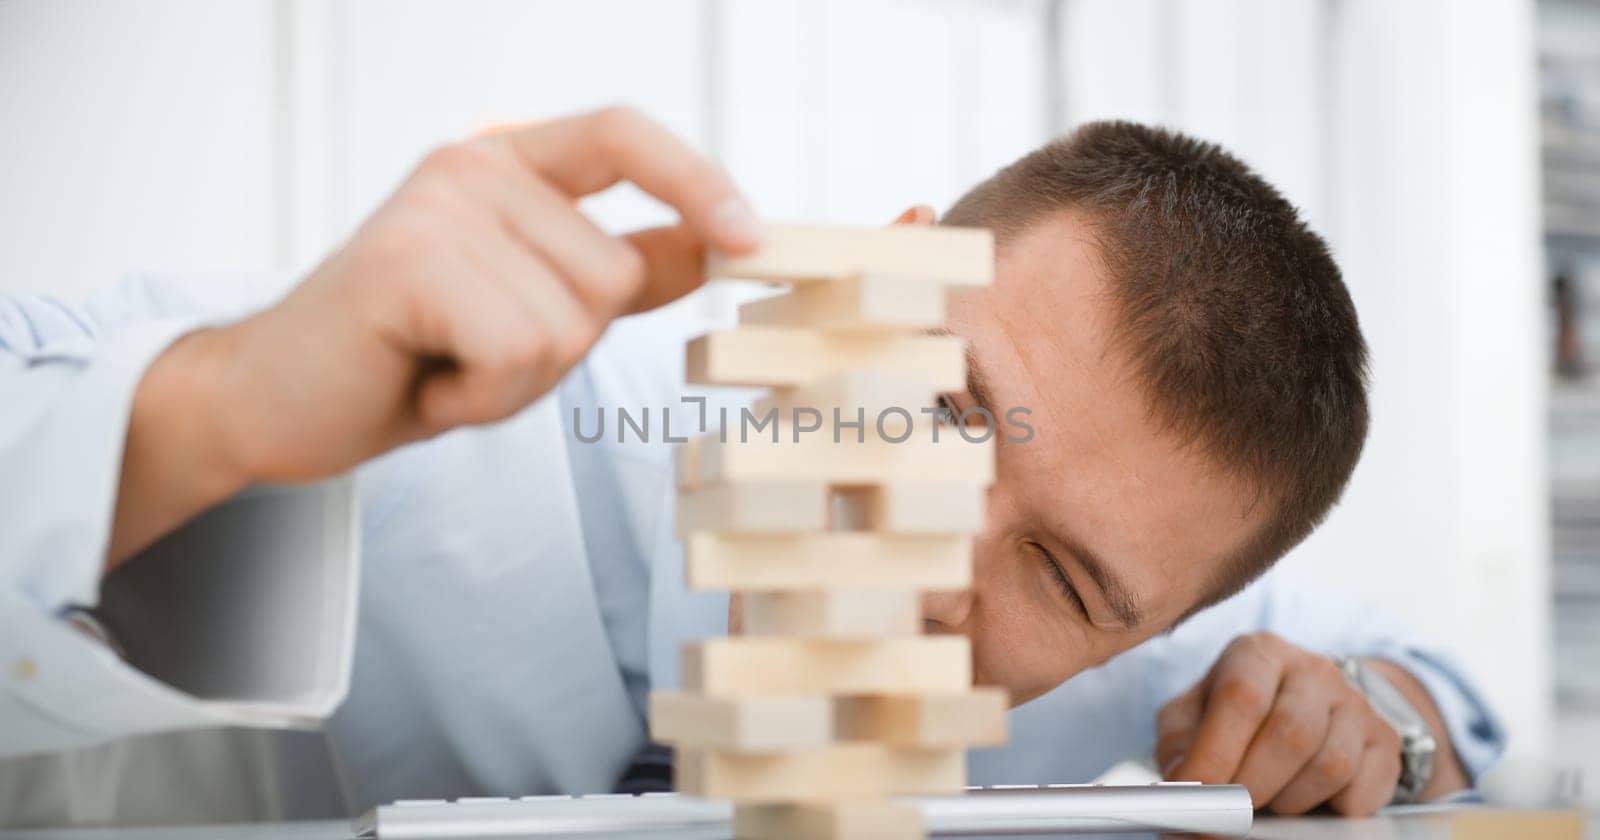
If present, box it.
[921,588,975,633]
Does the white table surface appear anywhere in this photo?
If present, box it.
[3,809,1596,840]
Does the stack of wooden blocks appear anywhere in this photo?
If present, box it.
[649,224,1010,840]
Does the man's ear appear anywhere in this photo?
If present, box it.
[891,204,937,226]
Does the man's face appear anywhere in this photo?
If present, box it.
[933,211,1266,706]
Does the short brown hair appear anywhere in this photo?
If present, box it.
[945,120,1369,614]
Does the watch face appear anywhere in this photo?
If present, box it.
[1396,732,1436,803]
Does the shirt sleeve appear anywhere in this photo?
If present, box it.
[0,284,358,759]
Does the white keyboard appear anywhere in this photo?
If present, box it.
[356,782,1253,837]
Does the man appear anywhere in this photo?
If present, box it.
[0,109,1501,824]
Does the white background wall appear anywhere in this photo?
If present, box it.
[0,0,1553,760]
[0,0,279,294]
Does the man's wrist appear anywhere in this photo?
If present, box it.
[110,325,255,566]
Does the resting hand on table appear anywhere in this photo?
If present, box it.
[112,106,759,563]
[1156,632,1468,815]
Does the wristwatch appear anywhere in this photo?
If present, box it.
[1337,656,1437,804]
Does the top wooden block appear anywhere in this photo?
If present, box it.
[708,224,994,286]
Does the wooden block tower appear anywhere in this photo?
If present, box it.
[650,224,1009,840]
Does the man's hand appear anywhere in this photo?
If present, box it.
[111,106,759,563]
[1156,633,1464,815]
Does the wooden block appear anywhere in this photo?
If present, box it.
[686,328,964,390]
[740,590,922,638]
[733,801,923,840]
[833,483,988,534]
[689,425,994,488]
[677,481,830,536]
[706,223,994,287]
[650,692,831,751]
[1451,809,1583,840]
[684,533,973,591]
[682,637,971,697]
[754,370,939,443]
[675,439,702,491]
[739,276,946,332]
[677,744,965,801]
[835,689,1009,747]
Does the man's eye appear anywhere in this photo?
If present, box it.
[935,395,958,424]
[1030,542,1089,618]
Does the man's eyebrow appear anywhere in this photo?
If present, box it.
[1056,531,1145,630]
[927,328,995,411]
[964,348,995,414]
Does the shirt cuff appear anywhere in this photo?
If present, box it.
[0,479,359,758]
[1,316,208,611]
[0,314,361,757]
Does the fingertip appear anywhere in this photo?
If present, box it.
[890,204,936,226]
[709,194,762,252]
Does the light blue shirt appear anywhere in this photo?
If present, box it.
[0,273,1506,818]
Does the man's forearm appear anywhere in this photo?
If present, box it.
[1366,658,1470,801]
[109,327,250,567]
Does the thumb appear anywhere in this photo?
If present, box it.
[620,224,708,315]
